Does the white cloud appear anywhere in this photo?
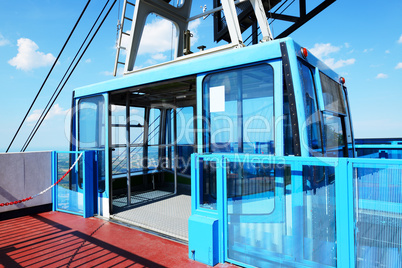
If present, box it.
[398,34,402,44]
[0,33,10,46]
[138,18,176,55]
[309,43,340,59]
[8,38,56,71]
[376,73,388,79]
[385,50,390,54]
[324,58,356,70]
[395,63,402,69]
[151,53,167,61]
[309,43,355,70]
[188,19,201,46]
[137,17,201,56]
[27,104,68,123]
[117,17,201,69]
[363,48,374,53]
[85,58,91,63]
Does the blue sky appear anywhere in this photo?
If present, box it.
[0,0,401,152]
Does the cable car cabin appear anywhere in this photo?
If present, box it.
[71,37,354,265]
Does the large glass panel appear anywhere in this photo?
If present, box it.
[320,72,346,115]
[148,108,161,145]
[79,96,105,148]
[203,64,274,154]
[298,62,322,155]
[177,106,194,145]
[147,108,161,170]
[164,107,194,175]
[342,87,355,157]
[130,147,144,171]
[78,95,105,192]
[56,152,84,214]
[199,159,217,210]
[323,113,346,157]
[111,147,128,175]
[130,106,145,145]
[303,165,336,267]
[147,146,159,169]
[227,162,291,266]
[177,107,195,175]
[354,165,402,267]
[111,104,126,146]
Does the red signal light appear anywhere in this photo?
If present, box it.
[340,77,346,85]
[301,47,308,58]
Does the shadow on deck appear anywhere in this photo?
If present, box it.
[0,211,236,268]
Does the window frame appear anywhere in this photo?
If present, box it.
[202,63,276,155]
[297,60,324,156]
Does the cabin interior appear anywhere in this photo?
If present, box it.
[100,76,197,240]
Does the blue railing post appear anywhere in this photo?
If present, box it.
[219,155,226,264]
[347,159,356,268]
[336,158,354,267]
[51,151,57,212]
[83,150,95,218]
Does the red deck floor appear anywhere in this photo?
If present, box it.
[0,211,237,268]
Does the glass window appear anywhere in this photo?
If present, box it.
[177,107,194,145]
[147,108,161,169]
[111,104,126,146]
[303,165,336,267]
[227,162,290,266]
[203,64,274,154]
[129,106,145,145]
[78,95,105,193]
[130,147,144,171]
[199,159,217,210]
[323,113,346,157]
[298,62,322,155]
[148,108,161,145]
[79,96,105,148]
[112,147,128,175]
[320,72,346,114]
[163,107,195,175]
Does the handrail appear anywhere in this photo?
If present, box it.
[355,144,402,149]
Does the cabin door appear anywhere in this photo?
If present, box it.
[77,95,107,216]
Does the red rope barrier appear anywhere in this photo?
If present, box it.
[0,197,33,207]
[0,153,83,207]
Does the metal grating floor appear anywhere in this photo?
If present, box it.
[111,192,191,242]
[113,190,174,208]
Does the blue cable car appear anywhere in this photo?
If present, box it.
[66,0,402,267]
[71,36,355,266]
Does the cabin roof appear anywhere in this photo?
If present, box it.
[74,37,340,98]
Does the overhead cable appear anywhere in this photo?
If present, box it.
[5,0,92,153]
[21,0,112,152]
[22,0,118,152]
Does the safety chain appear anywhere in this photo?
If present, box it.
[0,153,83,207]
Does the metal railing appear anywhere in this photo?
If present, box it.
[191,153,402,267]
[355,144,402,159]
